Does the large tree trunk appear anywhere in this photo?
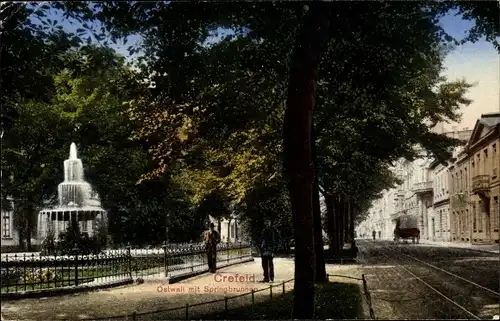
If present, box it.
[311,124,327,282]
[324,193,337,256]
[335,194,345,254]
[26,204,35,252]
[313,175,327,282]
[350,200,356,242]
[282,3,331,318]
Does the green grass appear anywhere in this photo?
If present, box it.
[200,281,365,320]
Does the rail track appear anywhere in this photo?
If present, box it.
[360,240,499,320]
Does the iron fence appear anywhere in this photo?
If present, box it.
[0,241,252,294]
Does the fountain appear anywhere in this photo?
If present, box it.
[37,143,107,240]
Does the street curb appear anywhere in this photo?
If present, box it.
[417,243,499,255]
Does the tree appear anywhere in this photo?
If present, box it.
[282,3,332,317]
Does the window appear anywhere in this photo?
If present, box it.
[2,212,11,238]
[493,144,497,178]
[464,167,469,190]
[477,153,481,174]
[494,197,499,230]
[484,148,488,175]
[478,200,483,230]
[472,204,477,230]
[81,220,88,233]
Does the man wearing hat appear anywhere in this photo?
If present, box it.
[204,222,221,273]
[260,219,278,282]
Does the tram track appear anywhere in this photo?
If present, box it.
[360,240,499,320]
[386,243,499,297]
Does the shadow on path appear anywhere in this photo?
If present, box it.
[193,282,365,320]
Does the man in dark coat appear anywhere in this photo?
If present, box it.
[204,223,221,273]
[260,220,278,283]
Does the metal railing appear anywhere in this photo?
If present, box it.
[411,181,433,193]
[85,273,373,320]
[471,175,490,191]
[0,242,252,294]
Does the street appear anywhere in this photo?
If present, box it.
[358,239,499,320]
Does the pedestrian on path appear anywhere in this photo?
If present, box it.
[204,223,221,273]
[372,230,376,240]
[259,220,278,283]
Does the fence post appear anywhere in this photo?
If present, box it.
[239,241,242,258]
[270,284,273,299]
[188,243,193,272]
[224,296,228,311]
[251,289,255,316]
[185,303,189,320]
[162,242,168,278]
[126,244,132,279]
[227,243,230,263]
[73,246,79,286]
[131,311,137,320]
[282,281,285,296]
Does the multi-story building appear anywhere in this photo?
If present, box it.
[466,113,500,244]
[430,161,451,241]
[449,147,471,242]
[359,126,474,242]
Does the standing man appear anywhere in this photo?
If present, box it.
[260,220,277,283]
[372,230,376,240]
[204,223,220,273]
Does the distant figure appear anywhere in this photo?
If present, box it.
[203,223,221,273]
[378,231,381,239]
[372,230,376,240]
[260,220,277,283]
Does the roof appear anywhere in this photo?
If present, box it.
[479,113,500,128]
[466,113,500,150]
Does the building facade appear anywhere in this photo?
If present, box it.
[449,148,471,242]
[430,161,451,241]
[465,114,499,244]
[358,126,475,243]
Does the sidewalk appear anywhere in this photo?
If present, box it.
[356,237,499,254]
[1,257,369,320]
[0,258,295,321]
[416,239,499,254]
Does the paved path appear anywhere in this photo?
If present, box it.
[416,239,499,254]
[1,257,368,321]
[1,258,292,320]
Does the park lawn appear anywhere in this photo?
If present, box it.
[200,281,365,320]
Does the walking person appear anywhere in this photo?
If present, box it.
[372,230,376,241]
[204,223,220,273]
[259,220,277,283]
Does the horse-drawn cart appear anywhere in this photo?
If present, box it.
[394,227,420,244]
[393,217,420,244]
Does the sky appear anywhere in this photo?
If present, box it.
[437,11,500,131]
[39,6,499,131]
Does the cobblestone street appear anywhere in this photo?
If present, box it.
[358,239,499,320]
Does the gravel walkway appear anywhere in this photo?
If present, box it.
[1,258,294,321]
[1,257,369,321]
